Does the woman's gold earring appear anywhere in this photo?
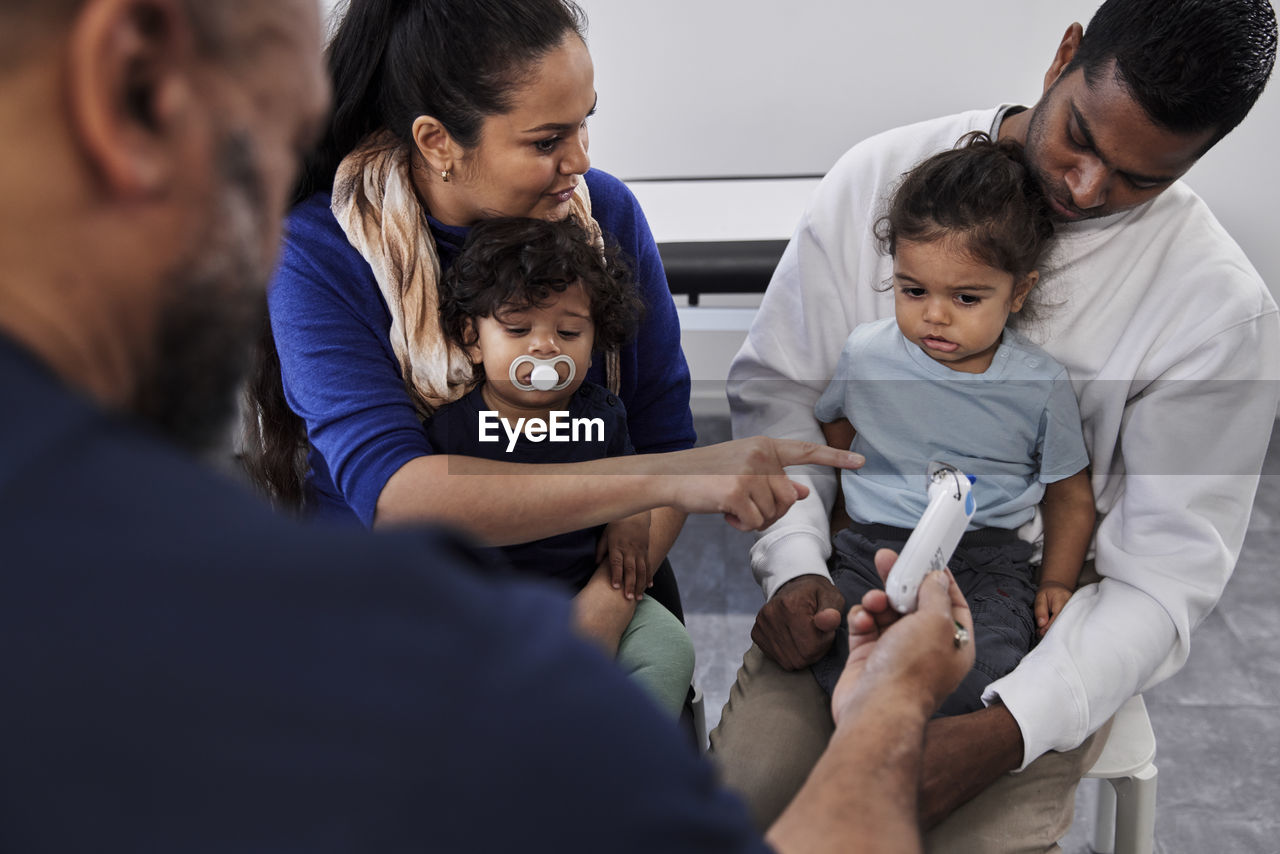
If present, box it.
[441,170,451,183]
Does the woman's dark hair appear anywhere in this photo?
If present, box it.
[296,0,587,202]
[243,0,587,510]
[1067,0,1276,150]
[876,131,1055,281]
[440,216,643,381]
[241,316,309,510]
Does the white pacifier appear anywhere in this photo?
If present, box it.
[509,354,576,392]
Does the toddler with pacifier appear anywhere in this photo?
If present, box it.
[430,216,695,717]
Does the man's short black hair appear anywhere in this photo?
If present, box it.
[1067,0,1277,148]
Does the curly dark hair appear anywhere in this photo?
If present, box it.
[439,216,644,381]
[876,131,1056,281]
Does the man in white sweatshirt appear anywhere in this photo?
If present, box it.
[712,0,1280,849]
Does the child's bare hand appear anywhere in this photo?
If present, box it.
[1034,582,1073,637]
[597,512,652,600]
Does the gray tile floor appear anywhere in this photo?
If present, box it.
[671,415,1280,853]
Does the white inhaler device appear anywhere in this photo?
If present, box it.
[884,462,977,614]
[509,354,576,392]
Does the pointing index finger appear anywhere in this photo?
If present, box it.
[772,439,865,471]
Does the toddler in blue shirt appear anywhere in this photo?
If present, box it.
[812,133,1096,714]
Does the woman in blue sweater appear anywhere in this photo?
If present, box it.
[243,0,848,645]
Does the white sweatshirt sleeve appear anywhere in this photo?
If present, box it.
[727,215,854,601]
[987,308,1280,769]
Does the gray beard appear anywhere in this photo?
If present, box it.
[132,131,272,455]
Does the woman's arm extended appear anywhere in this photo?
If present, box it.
[374,438,864,544]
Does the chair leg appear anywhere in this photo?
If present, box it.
[691,685,707,753]
[1111,764,1157,854]
[1092,777,1117,854]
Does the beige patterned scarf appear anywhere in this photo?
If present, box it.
[331,130,615,417]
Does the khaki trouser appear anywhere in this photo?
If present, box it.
[709,643,1111,853]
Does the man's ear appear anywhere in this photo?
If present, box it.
[1043,23,1084,93]
[1010,270,1038,313]
[411,115,463,178]
[66,0,198,197]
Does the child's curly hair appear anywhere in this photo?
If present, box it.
[439,216,645,381]
[876,131,1055,280]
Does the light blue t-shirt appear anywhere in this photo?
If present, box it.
[815,318,1089,530]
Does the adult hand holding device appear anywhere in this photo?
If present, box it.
[832,552,975,727]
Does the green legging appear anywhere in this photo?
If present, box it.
[614,597,695,718]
